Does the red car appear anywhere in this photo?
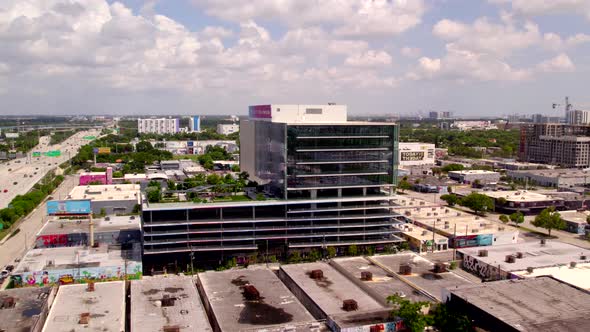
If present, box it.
[2,189,7,193]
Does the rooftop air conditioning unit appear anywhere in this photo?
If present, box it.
[516,252,524,259]
[478,249,488,257]
[505,255,516,263]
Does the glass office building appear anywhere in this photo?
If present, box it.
[142,105,403,265]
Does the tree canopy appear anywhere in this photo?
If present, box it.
[532,207,565,236]
[458,192,494,215]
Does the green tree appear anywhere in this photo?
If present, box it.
[442,163,464,172]
[499,214,509,224]
[347,245,358,256]
[440,194,459,206]
[459,192,494,215]
[326,246,337,258]
[532,207,565,237]
[166,180,176,191]
[288,251,302,264]
[135,140,154,153]
[398,180,412,193]
[509,211,524,226]
[146,188,161,203]
[431,303,473,332]
[387,295,431,332]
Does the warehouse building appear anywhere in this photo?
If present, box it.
[67,184,140,215]
[0,287,56,332]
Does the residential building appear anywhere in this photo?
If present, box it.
[452,120,497,131]
[445,277,590,332]
[216,123,239,135]
[519,123,590,167]
[448,170,500,184]
[429,111,452,120]
[398,142,435,167]
[189,116,201,132]
[566,109,590,125]
[137,118,179,134]
[141,104,403,265]
[532,113,562,123]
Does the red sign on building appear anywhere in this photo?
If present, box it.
[249,105,272,118]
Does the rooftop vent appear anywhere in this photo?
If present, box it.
[505,255,516,263]
[342,299,358,311]
[526,267,534,273]
[433,262,447,273]
[540,238,546,246]
[360,271,373,281]
[243,285,260,301]
[399,264,412,275]
[421,230,428,236]
[478,249,488,257]
[516,252,524,259]
[87,282,95,292]
[163,326,180,332]
[0,297,15,309]
[161,295,176,307]
[581,253,587,260]
[310,270,323,280]
[570,262,577,268]
[79,312,90,324]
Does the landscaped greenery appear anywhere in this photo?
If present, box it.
[440,193,494,215]
[532,207,566,236]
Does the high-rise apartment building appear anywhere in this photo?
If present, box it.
[141,104,402,265]
[429,111,452,120]
[137,118,179,134]
[566,110,590,125]
[189,116,201,132]
[519,123,590,168]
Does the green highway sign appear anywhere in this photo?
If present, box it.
[43,150,61,157]
[83,135,96,140]
[32,152,41,157]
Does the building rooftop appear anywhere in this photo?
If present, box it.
[0,287,55,332]
[512,263,590,291]
[42,281,125,332]
[130,276,212,332]
[68,184,140,202]
[557,210,590,225]
[370,253,473,301]
[198,266,319,332]
[330,257,432,304]
[483,190,559,202]
[40,215,141,236]
[509,168,590,178]
[458,241,590,272]
[449,276,590,331]
[448,170,499,175]
[279,262,385,316]
[13,244,141,274]
[398,223,449,242]
[406,208,516,237]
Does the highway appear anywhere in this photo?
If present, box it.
[0,129,100,209]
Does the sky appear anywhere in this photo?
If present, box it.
[0,0,589,117]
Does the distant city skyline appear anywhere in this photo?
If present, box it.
[0,0,589,116]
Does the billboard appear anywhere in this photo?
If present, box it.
[5,133,19,138]
[400,151,425,161]
[249,105,272,119]
[47,200,91,215]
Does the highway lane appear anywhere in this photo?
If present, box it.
[0,129,100,209]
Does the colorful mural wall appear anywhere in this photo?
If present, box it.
[11,262,142,288]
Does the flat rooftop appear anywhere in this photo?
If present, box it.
[42,281,125,332]
[398,223,449,242]
[512,263,590,291]
[13,244,141,273]
[68,184,140,202]
[198,266,319,332]
[449,276,590,331]
[483,190,558,202]
[130,276,212,332]
[40,215,141,236]
[559,210,590,225]
[0,287,54,332]
[448,170,499,175]
[279,262,385,316]
[370,253,473,301]
[458,241,590,272]
[510,168,590,178]
[330,257,432,303]
[411,212,516,237]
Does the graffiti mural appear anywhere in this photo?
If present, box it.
[462,255,508,280]
[12,262,142,288]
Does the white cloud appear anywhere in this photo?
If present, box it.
[401,47,421,58]
[192,0,426,36]
[537,53,575,72]
[489,0,590,20]
[345,50,392,67]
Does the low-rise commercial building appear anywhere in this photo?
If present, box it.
[482,190,565,214]
[0,287,56,332]
[67,184,140,215]
[458,240,590,281]
[216,124,239,135]
[79,167,113,185]
[11,244,142,287]
[560,210,590,234]
[131,276,212,332]
[448,170,501,184]
[35,216,141,248]
[397,223,449,253]
[445,277,590,332]
[197,267,320,332]
[279,262,397,332]
[507,168,590,188]
[42,281,126,332]
[512,263,590,291]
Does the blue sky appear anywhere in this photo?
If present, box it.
[0,0,589,116]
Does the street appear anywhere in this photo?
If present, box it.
[0,174,79,271]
